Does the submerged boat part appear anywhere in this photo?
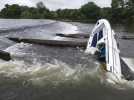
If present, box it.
[85,19,122,80]
[0,50,11,61]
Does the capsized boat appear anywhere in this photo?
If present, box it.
[85,19,134,81]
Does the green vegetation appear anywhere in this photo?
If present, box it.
[0,0,134,24]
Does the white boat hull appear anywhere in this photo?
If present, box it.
[85,19,122,79]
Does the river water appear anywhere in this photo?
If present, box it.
[0,19,134,100]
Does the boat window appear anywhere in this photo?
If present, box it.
[98,30,103,41]
[97,22,99,25]
[91,33,97,47]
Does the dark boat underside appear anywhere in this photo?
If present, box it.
[121,58,134,81]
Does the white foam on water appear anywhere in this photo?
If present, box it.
[0,59,100,87]
[3,41,134,89]
[57,21,79,34]
[52,36,65,41]
[100,68,134,90]
[4,42,32,56]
